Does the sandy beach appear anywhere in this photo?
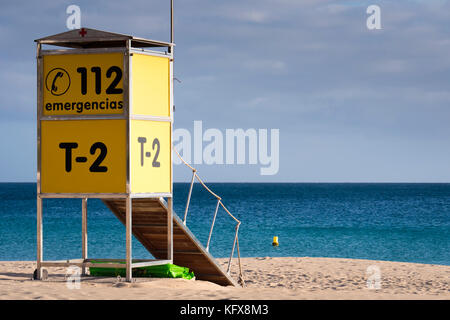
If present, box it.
[0,257,448,300]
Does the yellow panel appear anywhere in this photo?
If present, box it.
[130,120,171,194]
[41,120,126,193]
[131,54,170,117]
[43,53,124,115]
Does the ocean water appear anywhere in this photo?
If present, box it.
[0,183,449,265]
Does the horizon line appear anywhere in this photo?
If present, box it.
[2,181,450,184]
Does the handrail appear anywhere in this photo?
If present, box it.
[173,147,245,286]
[182,171,196,225]
[174,147,196,171]
[219,201,240,224]
[194,174,222,200]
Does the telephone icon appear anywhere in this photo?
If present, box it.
[51,72,64,95]
[45,68,70,96]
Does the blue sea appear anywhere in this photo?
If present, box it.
[0,183,449,265]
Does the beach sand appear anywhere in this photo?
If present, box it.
[0,257,448,300]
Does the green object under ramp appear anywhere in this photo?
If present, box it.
[89,261,195,280]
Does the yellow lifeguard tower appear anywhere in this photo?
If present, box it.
[34,22,242,286]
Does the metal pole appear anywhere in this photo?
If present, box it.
[36,196,43,280]
[81,198,88,275]
[167,197,173,262]
[170,0,174,51]
[167,0,175,263]
[125,196,132,282]
[36,41,43,281]
[183,170,195,225]
[227,223,240,274]
[125,37,132,283]
[206,199,221,252]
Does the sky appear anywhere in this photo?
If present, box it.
[1,0,450,182]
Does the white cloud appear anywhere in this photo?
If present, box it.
[243,59,287,74]
[243,97,269,108]
[235,10,269,23]
[369,59,409,74]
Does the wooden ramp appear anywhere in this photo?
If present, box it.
[102,198,237,287]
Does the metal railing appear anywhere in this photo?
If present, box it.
[173,148,245,286]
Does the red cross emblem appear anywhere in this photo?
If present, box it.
[79,28,87,37]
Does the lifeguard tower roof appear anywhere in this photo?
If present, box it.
[35,28,174,49]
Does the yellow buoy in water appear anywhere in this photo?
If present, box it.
[272,236,279,246]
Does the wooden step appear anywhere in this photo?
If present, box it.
[102,198,237,287]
